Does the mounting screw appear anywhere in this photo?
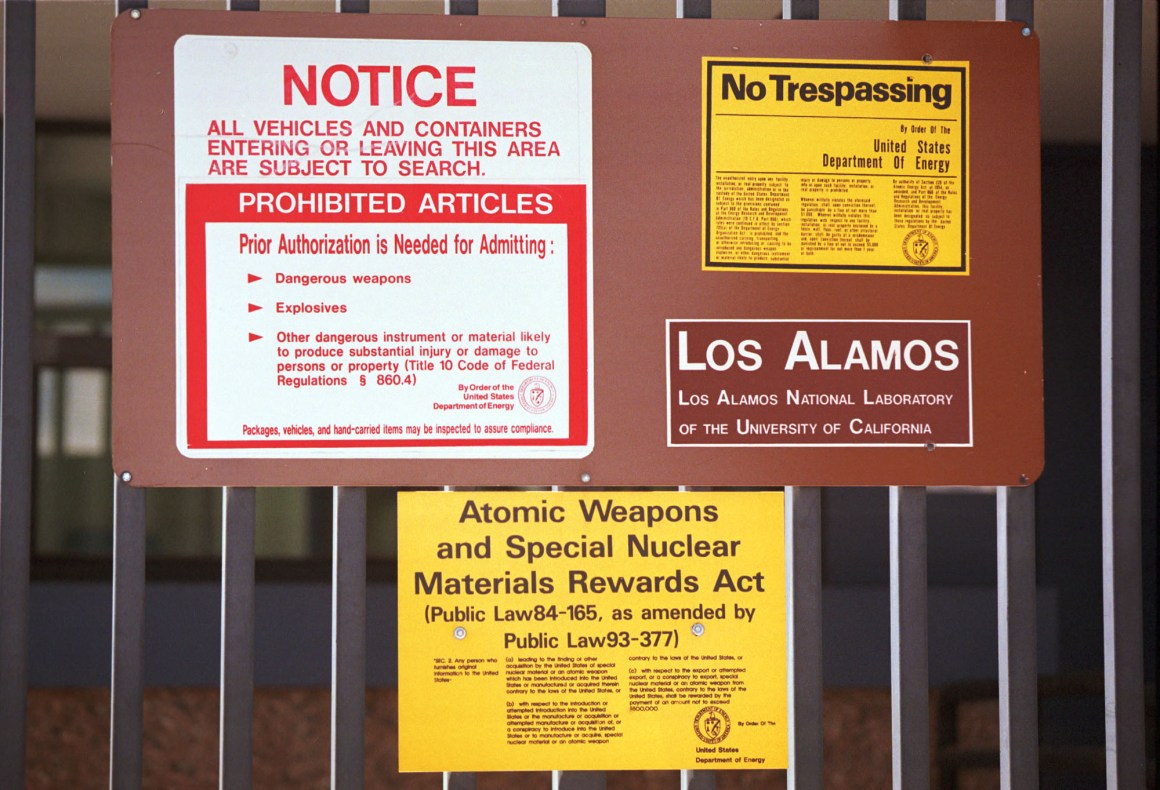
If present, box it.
[580,472,592,484]
[692,623,706,637]
[454,627,467,640]
[120,471,133,483]
[1021,26,1032,37]
[922,53,933,64]
[130,8,141,18]
[925,442,936,452]
[1019,473,1029,484]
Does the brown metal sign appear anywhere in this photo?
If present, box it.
[112,10,1042,487]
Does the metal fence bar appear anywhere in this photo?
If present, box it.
[442,1,477,784]
[997,485,1038,790]
[553,0,605,779]
[672,11,712,790]
[557,0,606,17]
[787,487,822,790]
[889,486,929,790]
[888,0,925,20]
[782,18,823,790]
[325,0,369,771]
[110,475,147,790]
[332,486,367,790]
[681,770,716,790]
[883,8,931,790]
[445,770,477,790]
[220,488,256,790]
[1100,0,1146,787]
[554,770,606,790]
[784,0,818,20]
[681,0,711,19]
[993,11,1038,790]
[0,2,37,786]
[996,0,1033,25]
[108,4,147,790]
[217,6,258,788]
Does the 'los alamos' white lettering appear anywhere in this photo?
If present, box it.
[719,390,779,406]
[784,331,960,372]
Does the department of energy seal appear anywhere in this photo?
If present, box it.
[518,376,556,414]
[693,706,731,744]
[902,228,939,266]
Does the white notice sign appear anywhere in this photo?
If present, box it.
[173,36,593,458]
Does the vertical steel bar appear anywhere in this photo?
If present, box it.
[110,476,147,790]
[1101,1,1146,787]
[889,486,929,790]
[553,1,604,778]
[220,488,256,790]
[675,8,714,787]
[332,487,367,790]
[883,9,930,790]
[330,0,368,781]
[786,487,822,790]
[780,7,821,790]
[888,0,925,20]
[992,10,1037,789]
[0,1,36,786]
[681,770,716,790]
[784,0,818,19]
[681,0,711,18]
[554,770,606,790]
[557,0,606,16]
[109,6,147,789]
[995,0,1033,25]
[216,8,256,790]
[445,772,477,790]
[443,3,476,787]
[997,485,1038,790]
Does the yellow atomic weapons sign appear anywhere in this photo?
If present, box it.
[398,491,787,772]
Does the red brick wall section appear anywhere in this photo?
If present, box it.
[26,688,974,789]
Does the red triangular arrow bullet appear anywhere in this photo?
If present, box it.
[248,273,262,283]
[249,333,262,342]
[248,303,262,312]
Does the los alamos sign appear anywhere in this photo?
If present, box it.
[112,11,1042,486]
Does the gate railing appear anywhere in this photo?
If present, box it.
[0,1,1147,789]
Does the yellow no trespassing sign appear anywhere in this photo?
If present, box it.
[398,491,786,772]
[703,58,969,274]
